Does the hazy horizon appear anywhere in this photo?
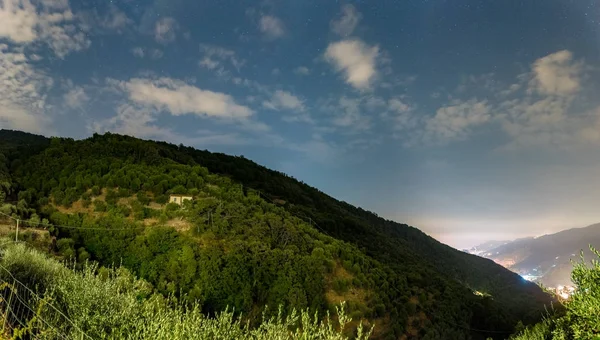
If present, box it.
[2,0,600,250]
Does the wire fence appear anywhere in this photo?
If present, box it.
[0,262,90,340]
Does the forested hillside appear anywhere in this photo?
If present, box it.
[0,129,558,339]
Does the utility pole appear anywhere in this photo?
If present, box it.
[15,219,19,242]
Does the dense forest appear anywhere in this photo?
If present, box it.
[0,129,558,339]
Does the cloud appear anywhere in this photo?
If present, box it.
[90,104,281,150]
[494,50,597,150]
[388,97,412,113]
[92,104,251,147]
[64,86,88,108]
[90,103,213,145]
[294,66,310,75]
[422,99,491,145]
[0,44,53,133]
[93,77,272,146]
[330,4,362,37]
[154,17,177,44]
[324,39,379,90]
[199,57,219,69]
[263,90,305,111]
[151,49,163,59]
[99,4,132,32]
[529,50,582,96]
[333,96,370,130]
[259,15,285,39]
[364,96,386,111]
[0,0,38,42]
[113,77,254,119]
[131,47,144,58]
[131,47,163,59]
[0,0,90,58]
[199,44,244,71]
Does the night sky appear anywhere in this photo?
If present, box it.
[2,0,600,248]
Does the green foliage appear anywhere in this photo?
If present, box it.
[136,191,151,205]
[0,242,372,340]
[512,246,600,340]
[0,130,559,339]
[91,185,102,196]
[155,195,169,204]
[94,200,107,212]
[56,238,75,259]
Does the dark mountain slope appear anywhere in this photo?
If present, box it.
[485,224,600,286]
[174,142,554,318]
[0,130,557,339]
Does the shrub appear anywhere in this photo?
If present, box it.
[0,242,374,340]
[94,200,107,212]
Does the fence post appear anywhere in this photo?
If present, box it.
[15,219,19,242]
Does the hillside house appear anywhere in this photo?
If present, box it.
[169,194,193,205]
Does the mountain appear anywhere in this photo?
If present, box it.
[0,129,558,339]
[478,224,600,287]
[464,240,511,256]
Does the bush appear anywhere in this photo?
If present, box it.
[56,238,75,259]
[136,192,151,206]
[155,195,169,204]
[118,188,130,198]
[0,242,374,340]
[91,186,102,196]
[94,200,107,212]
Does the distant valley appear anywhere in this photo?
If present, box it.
[466,224,600,288]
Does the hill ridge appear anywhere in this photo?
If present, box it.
[0,129,558,339]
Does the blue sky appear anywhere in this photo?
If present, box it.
[2,0,600,248]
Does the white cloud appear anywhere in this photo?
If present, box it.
[294,66,310,75]
[259,15,285,39]
[0,0,90,58]
[422,99,491,145]
[90,103,197,145]
[262,90,305,111]
[99,4,132,32]
[386,97,419,132]
[114,77,253,119]
[131,47,163,59]
[154,17,177,44]
[330,4,362,37]
[388,97,412,113]
[131,47,144,58]
[332,96,370,130]
[494,50,598,150]
[529,50,582,96]
[0,0,38,42]
[0,44,53,133]
[199,44,244,71]
[324,39,379,90]
[64,86,88,108]
[271,68,280,76]
[199,57,219,69]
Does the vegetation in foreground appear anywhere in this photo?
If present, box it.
[0,241,372,339]
[510,247,600,340]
